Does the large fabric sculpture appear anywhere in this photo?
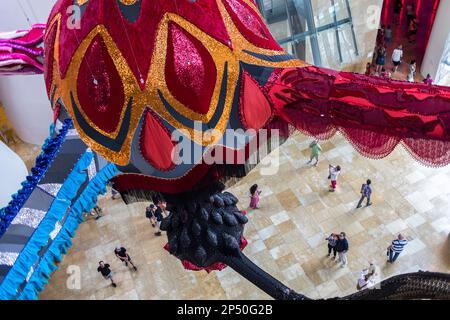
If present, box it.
[0,0,449,299]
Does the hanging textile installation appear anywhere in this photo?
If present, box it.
[0,0,449,299]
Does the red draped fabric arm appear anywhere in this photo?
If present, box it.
[268,66,450,167]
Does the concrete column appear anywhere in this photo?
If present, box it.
[420,0,450,82]
[0,0,56,145]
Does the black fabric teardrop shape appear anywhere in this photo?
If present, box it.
[223,213,238,226]
[171,214,180,228]
[169,235,178,254]
[191,219,202,236]
[213,195,225,208]
[222,233,240,254]
[206,229,218,247]
[233,211,249,224]
[199,208,209,221]
[195,246,207,266]
[223,192,238,204]
[211,211,223,225]
[180,228,191,248]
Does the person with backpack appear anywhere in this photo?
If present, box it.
[325,233,338,259]
[145,204,157,227]
[154,200,167,236]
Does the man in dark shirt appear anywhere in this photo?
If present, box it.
[154,200,167,236]
[335,232,349,268]
[357,179,373,208]
[114,247,137,271]
[97,261,117,287]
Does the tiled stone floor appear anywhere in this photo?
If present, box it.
[9,140,41,171]
[40,132,450,300]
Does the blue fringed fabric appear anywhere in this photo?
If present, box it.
[0,150,95,299]
[0,119,72,237]
[14,163,119,300]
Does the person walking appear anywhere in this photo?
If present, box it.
[407,60,416,82]
[357,179,373,208]
[145,204,157,227]
[376,25,385,47]
[249,184,262,209]
[408,19,418,43]
[111,188,120,200]
[393,0,403,25]
[328,164,341,192]
[336,232,349,268]
[84,205,103,220]
[114,247,137,271]
[387,234,408,263]
[97,261,117,287]
[423,74,433,85]
[375,45,386,74]
[384,25,393,44]
[406,3,415,28]
[325,233,338,259]
[365,62,372,76]
[108,181,120,200]
[307,140,322,166]
[391,45,403,73]
[154,200,167,236]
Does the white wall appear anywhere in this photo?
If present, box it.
[0,141,28,208]
[0,0,56,145]
[421,0,450,79]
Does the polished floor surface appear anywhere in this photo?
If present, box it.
[40,132,450,300]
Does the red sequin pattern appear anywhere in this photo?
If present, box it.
[170,23,205,97]
[77,35,125,133]
[224,0,268,39]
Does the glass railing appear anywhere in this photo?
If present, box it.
[256,0,358,68]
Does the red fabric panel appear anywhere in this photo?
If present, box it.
[403,138,450,167]
[222,0,281,50]
[112,162,213,194]
[53,103,61,124]
[140,110,176,171]
[339,127,400,159]
[49,0,230,85]
[77,35,125,133]
[44,22,57,95]
[269,66,450,167]
[239,72,272,130]
[165,22,217,115]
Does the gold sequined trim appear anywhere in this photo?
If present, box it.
[118,0,138,4]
